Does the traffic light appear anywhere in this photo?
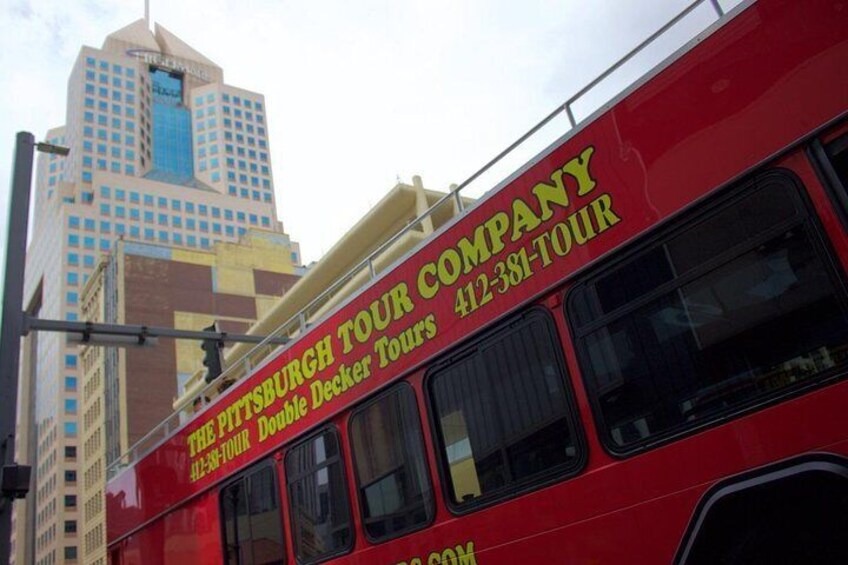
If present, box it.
[201,322,224,383]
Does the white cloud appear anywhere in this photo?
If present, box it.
[0,0,741,276]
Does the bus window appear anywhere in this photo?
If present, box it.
[286,427,353,563]
[429,310,582,510]
[349,384,434,542]
[221,463,285,565]
[569,172,848,453]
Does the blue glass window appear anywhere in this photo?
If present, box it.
[173,233,183,245]
[84,255,95,267]
[84,218,95,231]
[225,225,235,237]
[201,237,210,248]
[65,376,77,391]
[67,272,79,285]
[172,216,182,228]
[158,213,168,226]
[171,199,181,211]
[68,216,80,229]
[185,202,195,213]
[187,235,197,246]
[64,422,77,437]
[83,236,94,249]
[212,207,221,218]
[100,239,110,251]
[65,354,77,368]
[100,220,111,233]
[68,234,79,247]
[199,220,209,232]
[144,194,154,206]
[66,292,78,305]
[100,204,110,216]
[149,68,194,182]
[144,228,154,240]
[249,214,258,225]
[115,206,125,218]
[116,223,126,235]
[224,210,233,221]
[199,204,208,215]
[130,226,140,238]
[144,211,154,223]
[158,231,168,242]
[130,208,139,220]
[186,218,196,230]
[130,191,139,203]
[237,212,245,223]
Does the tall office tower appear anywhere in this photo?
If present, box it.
[10,20,300,565]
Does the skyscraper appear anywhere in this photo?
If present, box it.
[10,19,299,565]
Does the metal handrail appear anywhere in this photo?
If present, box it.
[107,0,734,479]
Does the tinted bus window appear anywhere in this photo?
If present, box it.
[429,311,581,509]
[349,385,434,541]
[286,428,352,562]
[221,464,285,565]
[570,173,848,452]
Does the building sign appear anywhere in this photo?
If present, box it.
[126,48,211,81]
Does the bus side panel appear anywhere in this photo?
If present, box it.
[345,374,848,564]
[109,490,221,565]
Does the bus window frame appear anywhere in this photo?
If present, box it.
[284,423,355,565]
[218,457,287,565]
[347,382,436,544]
[565,167,848,459]
[809,129,848,232]
[424,306,587,516]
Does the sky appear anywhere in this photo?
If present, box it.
[0,0,744,276]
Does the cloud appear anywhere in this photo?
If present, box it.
[0,0,742,271]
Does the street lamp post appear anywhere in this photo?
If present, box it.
[0,132,68,564]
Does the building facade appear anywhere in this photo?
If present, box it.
[11,19,299,565]
[79,234,299,565]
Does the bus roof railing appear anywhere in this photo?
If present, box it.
[106,0,738,480]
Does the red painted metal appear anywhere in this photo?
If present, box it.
[107,0,848,563]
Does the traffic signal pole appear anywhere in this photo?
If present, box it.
[0,132,36,565]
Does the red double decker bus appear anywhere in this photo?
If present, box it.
[105,0,848,563]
